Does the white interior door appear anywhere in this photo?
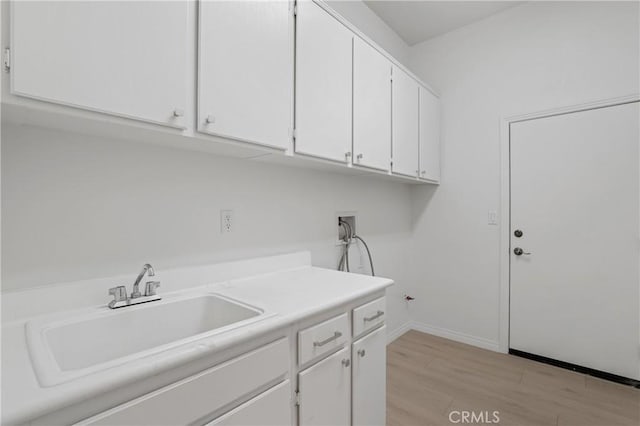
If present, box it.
[353,37,391,171]
[198,1,292,149]
[295,1,353,163]
[391,66,419,177]
[510,101,639,380]
[11,1,189,128]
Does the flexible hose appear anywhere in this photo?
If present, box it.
[337,220,375,276]
[354,235,375,276]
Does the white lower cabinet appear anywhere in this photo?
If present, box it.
[352,326,387,426]
[73,296,388,426]
[206,380,291,426]
[76,338,289,426]
[298,347,351,426]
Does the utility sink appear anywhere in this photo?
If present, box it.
[26,293,268,387]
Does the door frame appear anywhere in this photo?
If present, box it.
[497,93,640,353]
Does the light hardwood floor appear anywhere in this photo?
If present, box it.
[387,331,639,426]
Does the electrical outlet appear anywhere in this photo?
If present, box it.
[220,210,234,233]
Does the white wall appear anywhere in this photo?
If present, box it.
[0,0,414,336]
[1,124,413,333]
[407,1,639,347]
[327,0,410,64]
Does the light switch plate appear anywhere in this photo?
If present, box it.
[488,210,498,225]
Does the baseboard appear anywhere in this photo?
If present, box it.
[409,321,500,352]
[386,321,413,345]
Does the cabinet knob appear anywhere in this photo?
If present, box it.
[421,170,426,175]
[357,349,366,358]
[342,358,350,368]
[173,108,184,118]
[356,153,363,161]
[345,152,352,160]
[205,115,215,124]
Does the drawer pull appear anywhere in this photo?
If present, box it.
[364,310,384,322]
[313,331,342,347]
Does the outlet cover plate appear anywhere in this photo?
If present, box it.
[221,210,234,233]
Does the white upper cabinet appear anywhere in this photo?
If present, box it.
[295,1,353,163]
[391,66,420,177]
[10,1,189,128]
[198,1,292,150]
[353,38,392,171]
[419,87,441,182]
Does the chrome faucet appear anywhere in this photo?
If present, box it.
[131,263,155,298]
[108,263,161,309]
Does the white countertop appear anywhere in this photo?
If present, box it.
[1,252,393,424]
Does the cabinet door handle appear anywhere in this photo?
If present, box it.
[356,153,363,161]
[364,310,384,322]
[173,108,184,118]
[205,115,215,124]
[357,349,366,358]
[313,331,342,347]
[342,358,351,367]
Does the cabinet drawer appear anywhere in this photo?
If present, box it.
[353,297,385,337]
[298,313,349,365]
[77,338,289,426]
[206,380,292,426]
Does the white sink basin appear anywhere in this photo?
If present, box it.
[26,293,268,386]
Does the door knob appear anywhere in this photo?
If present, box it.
[514,247,531,256]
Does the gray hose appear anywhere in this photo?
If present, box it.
[354,235,375,276]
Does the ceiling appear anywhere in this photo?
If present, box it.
[364,1,524,46]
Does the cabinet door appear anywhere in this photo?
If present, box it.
[10,1,189,128]
[298,347,350,426]
[295,1,353,163]
[206,381,292,426]
[352,326,386,426]
[419,87,441,181]
[391,66,419,177]
[353,38,392,171]
[198,1,292,149]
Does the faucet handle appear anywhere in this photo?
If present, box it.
[145,281,161,297]
[108,286,128,308]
